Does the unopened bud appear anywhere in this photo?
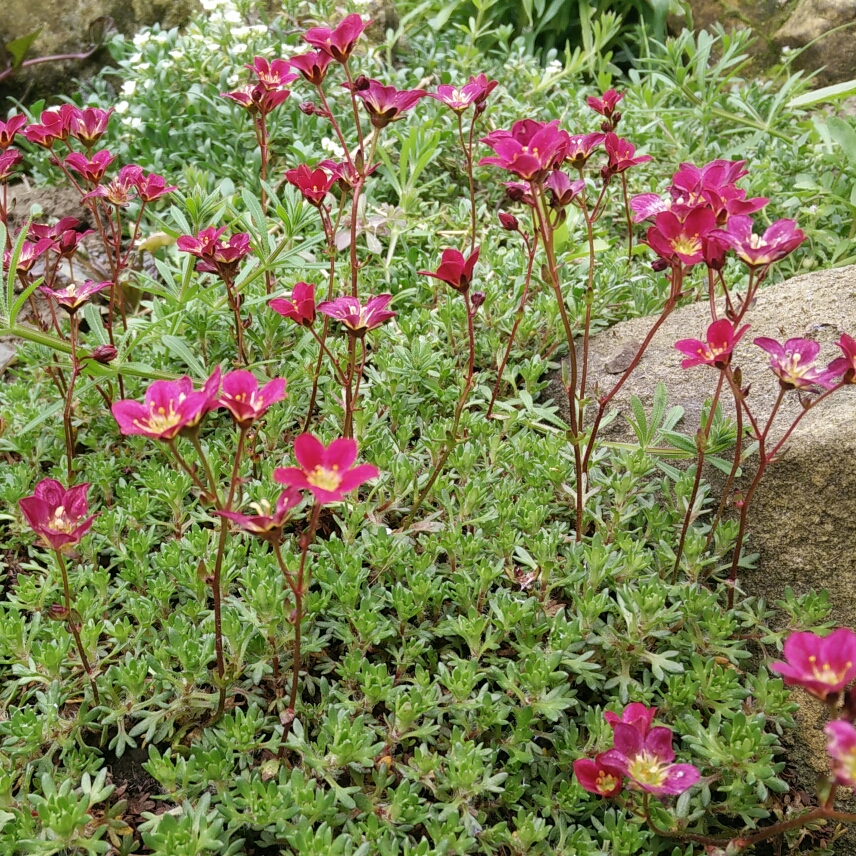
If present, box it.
[612,111,622,126]
[471,291,486,310]
[48,604,69,620]
[90,344,117,364]
[243,312,252,329]
[498,212,519,232]
[651,258,669,273]
[300,101,317,115]
[353,74,370,92]
[600,120,611,133]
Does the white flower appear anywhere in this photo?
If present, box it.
[132,32,151,47]
[223,8,243,23]
[169,50,184,60]
[321,137,345,158]
[115,100,130,115]
[136,62,152,72]
[126,117,143,129]
[122,80,137,97]
[128,52,142,64]
[232,26,252,37]
[154,32,169,44]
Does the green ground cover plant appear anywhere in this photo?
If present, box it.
[2,1,856,854]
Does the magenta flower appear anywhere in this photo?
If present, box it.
[318,293,396,335]
[215,487,303,540]
[136,172,177,203]
[467,73,499,108]
[600,723,700,796]
[419,247,479,293]
[69,107,113,147]
[177,228,251,277]
[274,433,378,504]
[715,216,805,269]
[480,120,570,181]
[217,370,287,427]
[672,159,749,196]
[573,754,624,797]
[352,79,427,129]
[19,479,97,552]
[65,150,116,185]
[498,212,519,232]
[602,133,652,179]
[825,720,856,787]
[84,165,142,207]
[429,76,495,112]
[604,703,658,737]
[289,51,333,86]
[29,217,86,244]
[246,56,297,90]
[770,629,856,699]
[3,238,52,272]
[753,337,835,390]
[304,14,369,63]
[827,333,856,383]
[564,132,605,170]
[0,114,27,149]
[319,158,370,192]
[630,192,669,223]
[675,319,749,369]
[269,281,316,327]
[547,171,584,208]
[222,84,291,116]
[23,106,76,148]
[40,279,111,313]
[646,208,717,267]
[587,89,624,118]
[112,370,221,441]
[0,149,23,182]
[286,163,337,205]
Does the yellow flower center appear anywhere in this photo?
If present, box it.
[670,235,701,256]
[307,464,342,492]
[135,396,185,433]
[809,654,852,685]
[49,505,76,533]
[627,752,668,787]
[595,771,619,794]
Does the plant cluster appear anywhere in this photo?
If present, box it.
[1,2,856,855]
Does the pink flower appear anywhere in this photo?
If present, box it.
[770,629,856,699]
[825,720,856,787]
[246,56,297,90]
[675,319,749,369]
[630,192,669,223]
[429,76,495,112]
[23,106,76,148]
[418,247,479,293]
[215,487,303,540]
[587,89,624,117]
[602,133,652,179]
[65,150,116,185]
[112,369,221,441]
[217,370,287,427]
[136,172,177,203]
[753,337,836,390]
[573,754,624,797]
[29,217,86,244]
[19,479,97,552]
[3,238,52,272]
[352,79,427,129]
[827,333,856,383]
[0,149,23,182]
[715,216,805,269]
[319,158,370,192]
[318,293,395,335]
[269,281,316,327]
[84,165,142,206]
[480,120,570,181]
[672,159,749,196]
[0,114,27,150]
[546,171,584,208]
[304,14,370,63]
[69,107,113,147]
[467,73,498,108]
[600,723,700,796]
[498,212,519,232]
[564,132,605,170]
[221,84,291,116]
[645,208,717,267]
[288,51,332,86]
[274,433,378,504]
[177,228,251,277]
[40,279,111,313]
[604,703,658,738]
[285,163,337,205]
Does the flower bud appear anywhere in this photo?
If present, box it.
[471,291,486,310]
[612,111,622,127]
[651,258,669,273]
[48,604,69,620]
[498,211,519,232]
[352,74,371,92]
[300,101,317,115]
[90,344,117,364]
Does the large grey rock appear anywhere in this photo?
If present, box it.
[0,0,200,103]
[551,265,856,626]
[774,0,856,86]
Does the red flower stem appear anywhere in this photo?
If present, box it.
[54,549,99,704]
[621,172,633,262]
[530,182,585,539]
[456,112,477,254]
[308,326,348,385]
[221,271,249,366]
[464,292,476,385]
[166,439,211,496]
[1,184,8,248]
[63,313,81,482]
[351,336,369,420]
[343,333,358,439]
[315,85,355,170]
[278,502,321,749]
[344,63,366,157]
[348,178,363,298]
[120,201,148,269]
[707,267,718,321]
[672,371,724,582]
[578,182,598,405]
[488,231,538,418]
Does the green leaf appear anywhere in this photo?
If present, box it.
[5,30,41,69]
[161,336,207,379]
[826,117,856,166]
[789,78,856,108]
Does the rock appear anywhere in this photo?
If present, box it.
[0,340,16,375]
[549,265,856,627]
[774,0,856,86]
[0,0,200,104]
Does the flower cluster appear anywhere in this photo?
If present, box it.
[574,704,700,798]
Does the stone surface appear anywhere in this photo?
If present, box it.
[550,265,856,626]
[0,0,200,103]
